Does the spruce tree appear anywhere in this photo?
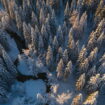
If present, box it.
[57,25,63,46]
[63,49,68,65]
[31,27,39,51]
[52,36,59,57]
[64,60,72,80]
[46,45,53,71]
[76,73,85,91]
[31,11,38,27]
[85,74,100,93]
[56,47,63,64]
[56,59,64,80]
[71,93,83,105]
[83,91,99,105]
[41,24,48,49]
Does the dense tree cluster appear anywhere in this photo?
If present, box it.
[0,0,105,104]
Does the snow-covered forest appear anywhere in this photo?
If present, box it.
[0,0,105,105]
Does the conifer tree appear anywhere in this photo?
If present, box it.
[77,45,87,65]
[53,36,59,57]
[97,32,105,47]
[70,0,77,13]
[98,62,105,74]
[99,53,105,64]
[68,29,75,61]
[46,45,53,71]
[87,65,96,78]
[56,58,64,80]
[39,8,45,26]
[63,49,68,65]
[88,47,98,64]
[23,22,32,47]
[38,35,44,55]
[0,30,10,51]
[83,91,99,105]
[62,21,68,38]
[41,24,48,49]
[79,58,89,74]
[64,60,72,80]
[57,25,63,46]
[0,44,17,77]
[86,74,100,93]
[0,57,14,85]
[76,73,85,91]
[50,9,57,35]
[31,27,39,51]
[56,47,63,64]
[15,10,23,32]
[31,11,38,27]
[64,2,70,27]
[71,93,83,105]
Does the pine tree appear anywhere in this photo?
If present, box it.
[38,35,44,55]
[45,15,51,36]
[97,32,105,47]
[62,21,68,38]
[68,29,75,61]
[0,57,14,85]
[77,45,87,65]
[64,60,72,80]
[98,62,105,74]
[99,53,105,64]
[0,45,17,77]
[8,1,15,19]
[87,32,97,52]
[57,25,63,46]
[88,47,98,64]
[41,24,48,49]
[70,0,77,13]
[83,91,99,105]
[56,59,64,80]
[63,49,68,65]
[49,35,53,46]
[15,10,23,32]
[76,73,85,91]
[23,22,31,47]
[1,0,9,14]
[0,30,10,51]
[64,2,70,27]
[74,41,80,62]
[50,9,57,35]
[87,65,96,78]
[39,8,45,26]
[79,58,89,74]
[46,45,53,71]
[56,47,63,64]
[85,74,100,93]
[31,11,38,27]
[31,27,39,51]
[52,36,59,57]
[71,93,83,105]
[79,12,87,39]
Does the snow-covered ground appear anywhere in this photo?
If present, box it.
[48,72,86,105]
[0,79,46,105]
